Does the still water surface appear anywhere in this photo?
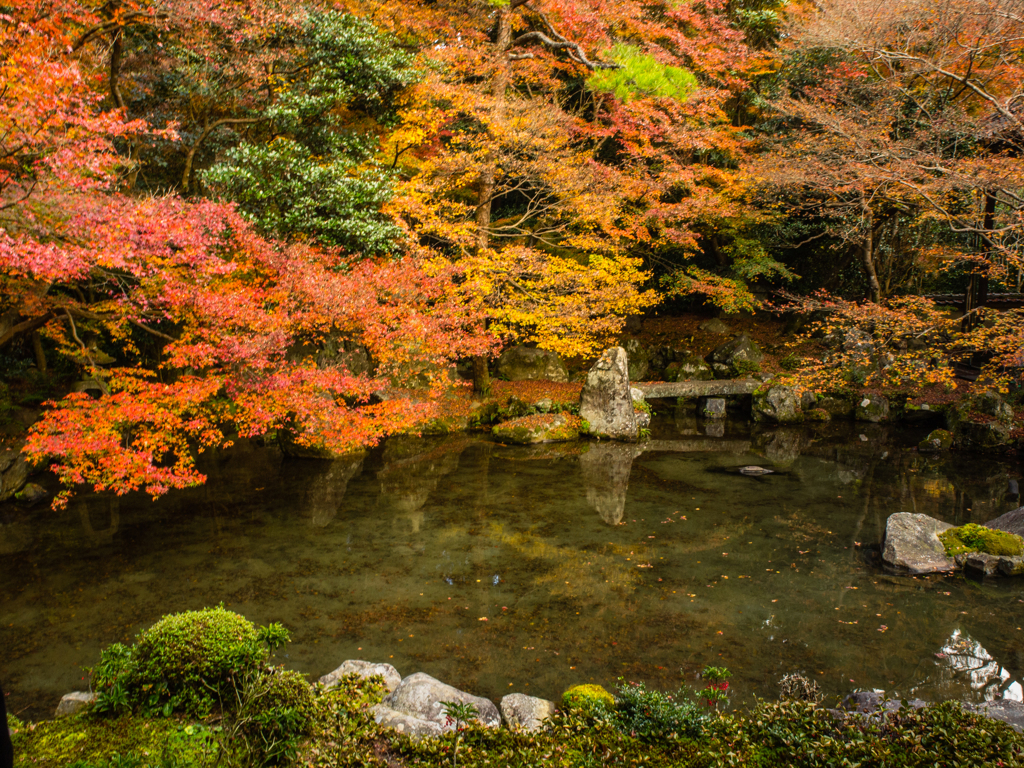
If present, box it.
[3,405,1024,720]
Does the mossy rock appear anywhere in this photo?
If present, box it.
[939,523,1024,558]
[561,684,615,713]
[919,428,953,452]
[492,413,580,444]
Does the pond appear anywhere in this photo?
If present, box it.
[3,404,1024,721]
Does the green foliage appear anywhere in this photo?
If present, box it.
[203,12,416,255]
[90,607,285,719]
[231,669,315,767]
[441,701,479,768]
[940,524,1024,558]
[611,679,709,741]
[588,45,697,103]
[561,684,615,715]
[742,699,1024,768]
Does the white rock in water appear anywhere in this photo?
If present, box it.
[739,466,774,476]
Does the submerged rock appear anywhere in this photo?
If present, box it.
[384,672,501,732]
[882,512,955,574]
[739,466,774,476]
[320,660,401,694]
[579,347,638,442]
[496,346,569,383]
[500,693,557,732]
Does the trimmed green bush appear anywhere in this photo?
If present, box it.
[90,607,290,718]
[611,679,709,741]
[561,684,614,714]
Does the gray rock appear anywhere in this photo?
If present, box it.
[882,512,955,574]
[630,387,646,404]
[699,397,726,419]
[500,693,557,732]
[918,428,953,453]
[706,334,763,378]
[988,507,1024,537]
[14,482,46,506]
[963,552,1001,577]
[753,386,802,424]
[320,660,402,693]
[372,704,444,739]
[580,347,638,442]
[623,338,650,382]
[55,691,96,717]
[699,318,732,334]
[384,672,501,732]
[635,410,651,430]
[817,395,855,419]
[856,395,890,423]
[948,391,1014,450]
[966,699,1024,732]
[998,556,1024,576]
[739,466,774,476]
[0,447,29,503]
[497,346,569,383]
[672,356,715,382]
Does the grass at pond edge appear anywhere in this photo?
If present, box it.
[12,687,1024,768]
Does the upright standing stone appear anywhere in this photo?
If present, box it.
[580,347,639,441]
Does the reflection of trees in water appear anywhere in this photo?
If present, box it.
[377,437,471,531]
[77,497,120,543]
[303,452,365,528]
[937,630,1023,702]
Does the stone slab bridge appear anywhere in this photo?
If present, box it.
[632,379,761,399]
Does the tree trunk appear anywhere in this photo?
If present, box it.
[860,202,882,303]
[32,330,47,373]
[471,7,513,393]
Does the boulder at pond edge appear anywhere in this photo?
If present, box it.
[579,347,639,442]
[882,512,955,574]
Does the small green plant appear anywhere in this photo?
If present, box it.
[228,668,315,767]
[638,427,651,440]
[441,700,478,768]
[699,666,732,711]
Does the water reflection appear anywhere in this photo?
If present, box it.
[937,630,1023,702]
[2,407,1023,721]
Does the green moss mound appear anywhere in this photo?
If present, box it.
[561,683,615,713]
[130,606,269,717]
[939,523,1024,558]
[90,607,289,719]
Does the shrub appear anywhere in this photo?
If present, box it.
[90,607,290,718]
[233,669,315,767]
[939,523,1024,557]
[611,680,709,741]
[561,684,614,715]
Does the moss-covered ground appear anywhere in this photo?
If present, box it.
[13,682,1024,768]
